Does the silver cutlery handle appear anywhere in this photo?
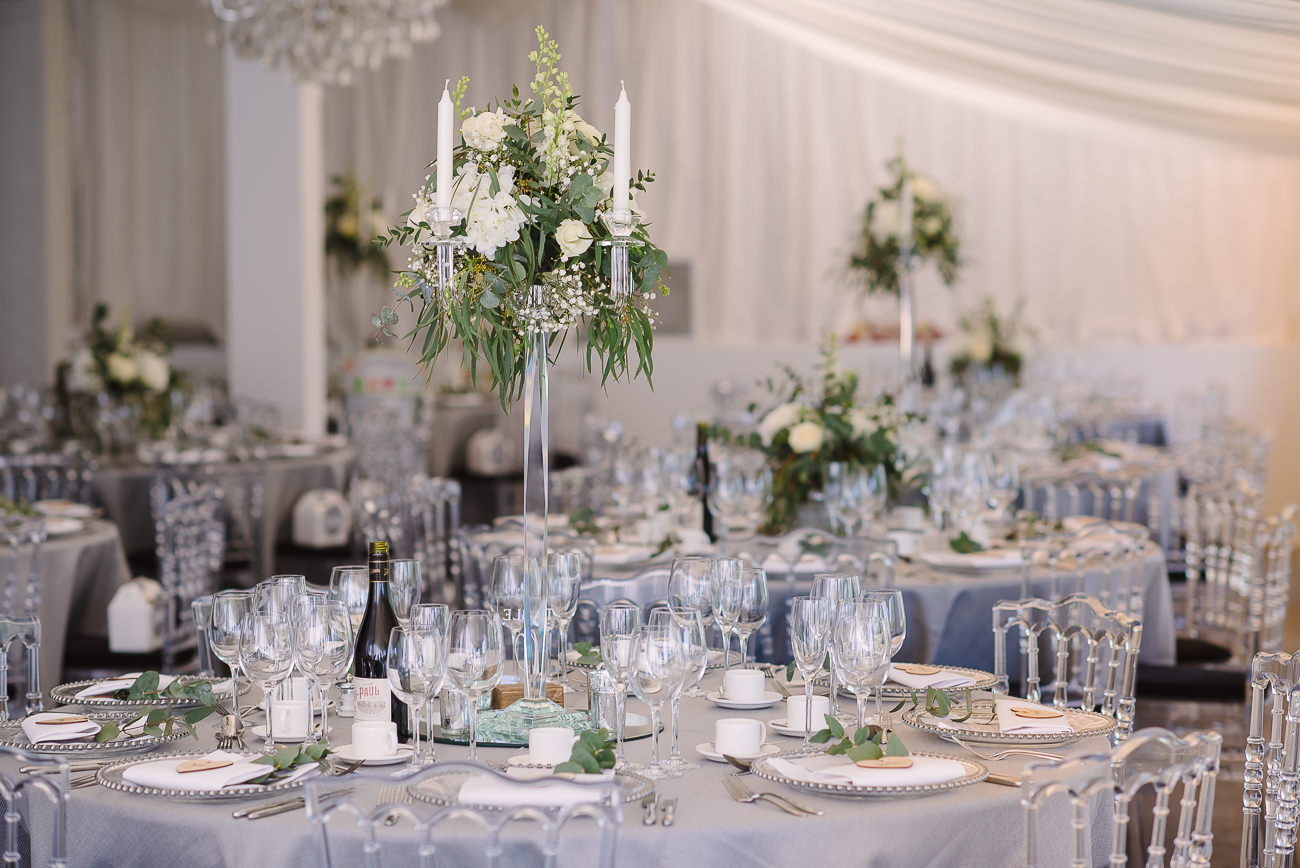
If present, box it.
[246,798,306,820]
[642,795,659,825]
[757,793,808,817]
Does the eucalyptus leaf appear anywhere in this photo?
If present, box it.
[884,734,910,757]
[846,742,883,762]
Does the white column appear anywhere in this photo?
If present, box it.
[222,51,326,435]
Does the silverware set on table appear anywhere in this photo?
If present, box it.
[639,792,677,826]
[720,754,823,816]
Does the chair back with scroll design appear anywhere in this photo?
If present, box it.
[1242,653,1300,868]
[156,484,225,672]
[0,746,69,867]
[1067,523,1153,618]
[0,616,41,721]
[0,518,45,619]
[304,759,622,868]
[1020,727,1219,868]
[1023,471,1153,526]
[994,592,1142,742]
[0,451,95,506]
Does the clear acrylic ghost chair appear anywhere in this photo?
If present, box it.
[1020,727,1220,868]
[0,616,40,721]
[156,484,225,672]
[304,760,623,868]
[1242,655,1300,868]
[994,592,1143,742]
[0,745,69,867]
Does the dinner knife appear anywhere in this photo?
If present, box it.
[243,788,353,820]
[660,798,677,827]
[984,773,1021,788]
[641,792,658,825]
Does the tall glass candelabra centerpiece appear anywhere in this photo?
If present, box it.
[375,28,668,739]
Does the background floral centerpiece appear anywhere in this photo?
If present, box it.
[376,28,667,408]
[324,174,390,280]
[848,156,961,296]
[714,340,910,533]
[949,296,1029,383]
[56,303,177,446]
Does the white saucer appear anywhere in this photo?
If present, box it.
[34,500,95,519]
[705,690,782,710]
[330,744,414,766]
[768,718,816,738]
[247,724,315,744]
[42,517,84,536]
[695,742,781,763]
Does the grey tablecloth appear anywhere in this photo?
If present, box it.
[15,668,1113,867]
[38,521,130,686]
[92,449,353,572]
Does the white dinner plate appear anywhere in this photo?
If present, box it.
[34,500,95,519]
[695,742,780,763]
[43,517,85,536]
[329,744,414,766]
[705,690,782,710]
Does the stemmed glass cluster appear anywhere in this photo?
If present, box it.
[825,462,888,537]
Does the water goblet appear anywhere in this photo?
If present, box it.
[710,557,744,683]
[387,625,445,769]
[293,598,353,744]
[388,559,423,626]
[811,572,861,719]
[239,611,295,753]
[830,599,893,732]
[625,626,683,779]
[722,566,768,666]
[410,603,449,762]
[788,595,833,746]
[209,590,252,724]
[599,602,641,767]
[445,610,504,761]
[328,565,368,632]
[489,554,526,676]
[668,556,716,696]
[649,605,706,771]
[547,551,583,689]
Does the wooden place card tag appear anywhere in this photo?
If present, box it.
[39,716,90,725]
[176,759,234,774]
[894,664,942,676]
[1010,707,1064,720]
[856,757,914,769]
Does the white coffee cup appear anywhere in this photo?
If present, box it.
[528,726,579,765]
[270,698,310,739]
[722,669,767,703]
[715,718,766,757]
[351,721,398,759]
[785,695,831,733]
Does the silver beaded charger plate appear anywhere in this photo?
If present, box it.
[95,750,322,802]
[50,677,248,709]
[750,749,987,799]
[902,705,1116,746]
[0,719,187,757]
[411,768,653,808]
[814,665,999,698]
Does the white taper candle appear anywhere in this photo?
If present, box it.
[612,82,631,212]
[435,81,453,210]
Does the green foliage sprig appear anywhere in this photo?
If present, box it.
[554,728,615,775]
[93,672,221,743]
[0,497,38,518]
[324,175,389,279]
[949,531,986,554]
[950,296,1030,382]
[249,740,332,785]
[571,642,602,666]
[810,715,909,762]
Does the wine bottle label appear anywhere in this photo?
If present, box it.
[354,677,392,722]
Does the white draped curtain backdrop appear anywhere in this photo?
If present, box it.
[321,0,1300,348]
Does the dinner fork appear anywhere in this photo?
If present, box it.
[763,668,791,699]
[721,774,821,817]
[949,737,1064,763]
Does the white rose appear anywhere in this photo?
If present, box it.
[573,118,602,144]
[408,193,433,228]
[911,175,940,202]
[922,215,944,236]
[461,110,509,152]
[757,403,802,446]
[848,409,872,440]
[873,201,900,239]
[106,352,138,385]
[595,171,614,200]
[136,350,170,393]
[555,219,593,259]
[787,421,825,454]
[68,347,101,393]
[968,332,994,364]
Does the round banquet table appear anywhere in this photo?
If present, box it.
[16,668,1113,868]
[36,520,131,686]
[92,447,353,572]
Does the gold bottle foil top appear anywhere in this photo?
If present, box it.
[368,540,390,557]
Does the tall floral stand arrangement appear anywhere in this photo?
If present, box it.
[848,155,961,384]
[377,29,667,738]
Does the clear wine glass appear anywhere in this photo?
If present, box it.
[254,575,303,620]
[239,610,295,753]
[445,610,504,761]
[489,554,526,677]
[830,599,893,732]
[649,605,706,771]
[626,625,683,779]
[860,588,907,658]
[720,566,768,667]
[328,565,369,632]
[294,598,353,744]
[668,556,715,696]
[387,625,445,769]
[599,602,641,767]
[388,559,423,626]
[209,590,251,725]
[410,603,449,763]
[788,595,833,746]
[710,557,744,683]
[547,551,583,689]
[811,572,862,719]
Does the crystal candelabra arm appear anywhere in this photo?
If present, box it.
[420,206,464,307]
[599,209,644,305]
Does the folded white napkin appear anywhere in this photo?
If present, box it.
[994,700,1075,734]
[592,544,653,566]
[766,754,968,788]
[458,770,610,807]
[21,713,103,744]
[915,550,1022,571]
[121,750,318,792]
[887,665,976,690]
[74,673,178,700]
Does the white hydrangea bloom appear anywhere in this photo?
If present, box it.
[461,109,509,152]
[106,352,138,386]
[758,403,802,446]
[787,421,825,454]
[135,350,170,393]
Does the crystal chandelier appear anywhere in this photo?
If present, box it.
[210,0,446,86]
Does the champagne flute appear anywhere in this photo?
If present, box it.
[649,605,706,771]
[830,599,893,732]
[626,626,683,779]
[411,603,449,763]
[723,567,769,666]
[668,557,716,696]
[328,565,369,632]
[489,555,525,677]
[387,625,444,769]
[239,611,295,753]
[294,598,353,744]
[445,610,504,761]
[599,602,641,767]
[811,572,861,719]
[209,590,251,724]
[710,557,744,683]
[788,595,833,746]
[547,552,583,689]
[388,559,423,626]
